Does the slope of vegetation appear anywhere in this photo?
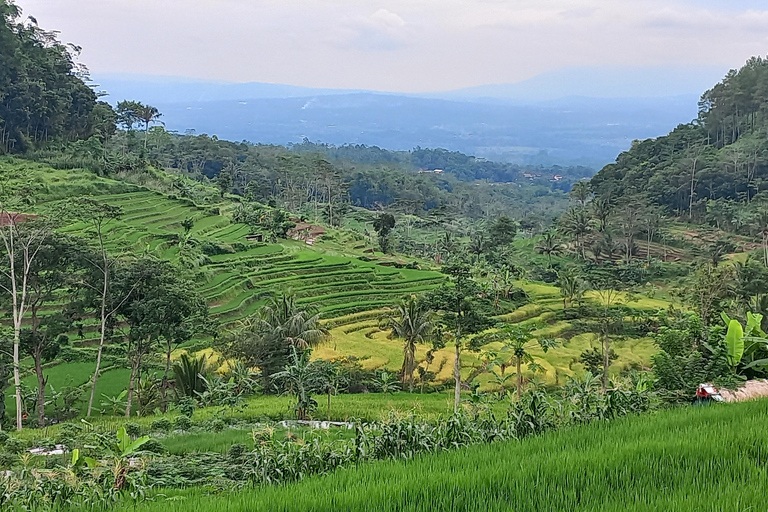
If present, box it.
[71,399,768,512]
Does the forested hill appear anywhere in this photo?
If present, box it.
[288,141,594,184]
[590,56,768,227]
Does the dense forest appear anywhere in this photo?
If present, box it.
[590,56,768,235]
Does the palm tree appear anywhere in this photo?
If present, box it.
[535,229,563,267]
[385,297,434,392]
[558,269,587,309]
[590,197,612,232]
[134,103,162,149]
[468,234,486,263]
[258,294,328,350]
[480,324,558,399]
[559,207,593,259]
[570,181,591,205]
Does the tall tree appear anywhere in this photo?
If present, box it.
[0,170,51,430]
[18,234,76,426]
[535,229,563,267]
[66,198,125,417]
[113,258,207,417]
[385,297,435,392]
[479,324,558,399]
[134,103,162,148]
[373,213,396,254]
[424,262,491,412]
[570,181,591,205]
[559,207,592,259]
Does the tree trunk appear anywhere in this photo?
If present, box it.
[602,336,610,393]
[125,351,142,418]
[516,356,523,400]
[13,328,21,430]
[453,341,461,413]
[88,266,109,417]
[161,342,172,413]
[34,348,46,427]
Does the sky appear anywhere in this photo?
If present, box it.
[14,0,768,92]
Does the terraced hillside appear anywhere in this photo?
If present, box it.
[315,280,666,389]
[53,188,448,347]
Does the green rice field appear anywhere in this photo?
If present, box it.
[72,399,768,512]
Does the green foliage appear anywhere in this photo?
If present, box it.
[0,2,100,153]
[150,418,172,433]
[725,319,745,366]
[173,353,209,398]
[173,415,192,431]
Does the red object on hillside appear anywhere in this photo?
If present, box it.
[0,212,38,226]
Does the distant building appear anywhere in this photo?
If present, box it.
[418,169,444,174]
[0,212,38,226]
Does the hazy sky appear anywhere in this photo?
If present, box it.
[15,0,768,92]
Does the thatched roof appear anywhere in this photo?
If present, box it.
[720,379,768,402]
[0,212,38,227]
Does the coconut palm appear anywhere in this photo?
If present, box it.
[559,207,593,259]
[590,197,612,232]
[558,269,587,309]
[258,294,328,350]
[385,297,435,392]
[570,181,591,205]
[134,103,163,148]
[535,229,563,267]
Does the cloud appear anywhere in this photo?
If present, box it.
[331,8,412,51]
[12,0,768,92]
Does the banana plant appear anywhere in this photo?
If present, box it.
[724,319,744,367]
[720,312,768,372]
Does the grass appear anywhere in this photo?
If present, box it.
[160,426,356,455]
[76,399,768,512]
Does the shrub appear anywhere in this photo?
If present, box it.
[0,430,8,445]
[174,415,193,431]
[4,438,26,454]
[124,422,143,438]
[151,418,173,433]
[139,439,167,454]
[177,396,197,418]
[0,451,16,469]
[208,418,226,433]
[228,443,247,461]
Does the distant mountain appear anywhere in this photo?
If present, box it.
[92,66,719,168]
[432,66,727,103]
[92,74,364,104]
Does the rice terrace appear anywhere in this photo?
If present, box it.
[2,0,768,511]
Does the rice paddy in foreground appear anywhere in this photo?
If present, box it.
[88,399,768,512]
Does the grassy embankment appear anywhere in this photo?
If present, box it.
[71,399,768,512]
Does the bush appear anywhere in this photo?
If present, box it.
[228,443,247,461]
[0,430,8,445]
[200,241,234,256]
[150,418,173,433]
[0,451,16,469]
[208,418,226,433]
[4,438,26,454]
[174,415,193,431]
[124,422,143,438]
[139,439,166,454]
[177,396,196,418]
